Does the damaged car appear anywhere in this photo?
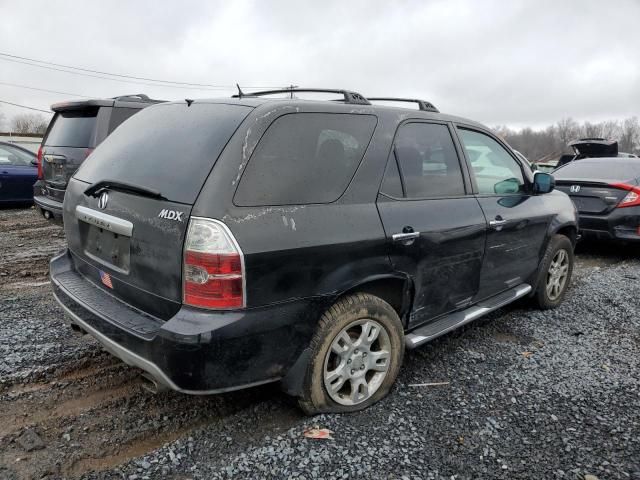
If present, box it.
[50,88,578,413]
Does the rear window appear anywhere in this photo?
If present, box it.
[235,113,377,206]
[554,159,640,182]
[75,103,251,204]
[45,109,98,148]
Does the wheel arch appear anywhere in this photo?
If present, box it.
[280,273,413,398]
[335,273,414,329]
[554,223,578,247]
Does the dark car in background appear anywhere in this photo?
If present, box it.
[555,157,640,243]
[556,138,638,168]
[0,141,37,204]
[50,88,577,414]
[33,94,163,221]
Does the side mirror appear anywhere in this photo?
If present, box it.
[533,172,555,194]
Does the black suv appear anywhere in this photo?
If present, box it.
[50,88,578,413]
[33,94,163,221]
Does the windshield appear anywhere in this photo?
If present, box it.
[74,102,252,204]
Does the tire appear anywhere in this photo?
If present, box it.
[298,293,404,415]
[534,234,574,309]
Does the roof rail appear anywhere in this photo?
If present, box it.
[367,97,439,113]
[232,87,370,105]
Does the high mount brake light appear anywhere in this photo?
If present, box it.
[183,218,245,309]
[610,182,640,208]
[36,146,43,179]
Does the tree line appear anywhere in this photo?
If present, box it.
[5,113,50,135]
[494,117,640,162]
[1,108,639,161]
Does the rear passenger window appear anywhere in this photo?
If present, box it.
[392,123,465,198]
[235,113,376,206]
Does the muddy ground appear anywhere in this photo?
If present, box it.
[0,206,639,479]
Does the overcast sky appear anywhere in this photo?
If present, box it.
[0,0,639,130]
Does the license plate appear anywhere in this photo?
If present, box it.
[83,224,131,273]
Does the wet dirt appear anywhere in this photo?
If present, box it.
[0,206,637,479]
[0,208,301,479]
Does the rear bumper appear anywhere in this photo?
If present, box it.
[33,183,64,221]
[579,207,640,242]
[50,249,323,393]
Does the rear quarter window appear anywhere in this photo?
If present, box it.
[44,108,99,148]
[234,113,377,206]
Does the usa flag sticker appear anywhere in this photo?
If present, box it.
[100,270,114,289]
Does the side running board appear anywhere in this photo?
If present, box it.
[405,283,532,349]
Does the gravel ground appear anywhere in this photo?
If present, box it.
[1,207,639,479]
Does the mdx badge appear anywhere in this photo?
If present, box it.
[158,209,184,221]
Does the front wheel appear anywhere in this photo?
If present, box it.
[298,293,404,414]
[534,234,574,309]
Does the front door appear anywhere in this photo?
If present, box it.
[376,121,486,329]
[456,127,551,300]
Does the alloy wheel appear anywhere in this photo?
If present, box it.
[323,319,391,406]
[546,248,569,301]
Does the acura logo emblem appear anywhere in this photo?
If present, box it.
[98,192,109,210]
[569,185,581,193]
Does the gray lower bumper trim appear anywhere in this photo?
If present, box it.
[52,291,280,395]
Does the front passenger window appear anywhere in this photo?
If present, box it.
[458,129,525,195]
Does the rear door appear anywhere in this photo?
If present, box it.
[41,107,104,203]
[456,127,550,300]
[64,102,252,319]
[376,121,486,328]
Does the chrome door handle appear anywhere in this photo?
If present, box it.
[392,232,420,242]
[489,219,507,227]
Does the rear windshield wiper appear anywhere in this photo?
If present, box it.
[84,180,167,200]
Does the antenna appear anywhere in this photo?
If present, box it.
[236,84,245,99]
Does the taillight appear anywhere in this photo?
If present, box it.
[610,183,640,208]
[183,218,245,309]
[36,146,43,179]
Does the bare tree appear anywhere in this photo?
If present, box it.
[10,113,49,134]
[556,118,579,145]
[492,116,640,162]
[599,120,622,140]
[619,116,640,154]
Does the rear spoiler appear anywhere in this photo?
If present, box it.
[51,94,164,112]
[51,99,115,112]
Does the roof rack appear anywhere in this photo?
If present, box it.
[232,87,371,106]
[367,97,439,113]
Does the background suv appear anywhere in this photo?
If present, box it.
[50,88,578,413]
[33,94,163,221]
